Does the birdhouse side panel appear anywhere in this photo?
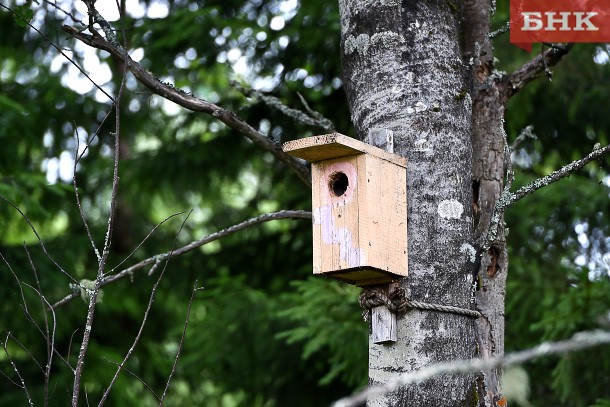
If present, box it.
[358,155,408,277]
[311,156,365,274]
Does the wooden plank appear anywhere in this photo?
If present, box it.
[371,304,397,344]
[283,133,407,168]
[363,154,408,276]
[313,156,362,274]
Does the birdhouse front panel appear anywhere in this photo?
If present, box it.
[283,133,408,286]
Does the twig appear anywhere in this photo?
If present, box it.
[100,357,160,401]
[510,125,536,151]
[51,210,312,309]
[500,44,573,102]
[107,211,187,275]
[42,0,82,25]
[232,80,335,132]
[484,143,610,248]
[2,332,34,407]
[489,21,510,39]
[72,36,129,406]
[0,195,78,284]
[160,281,203,404]
[332,329,610,407]
[97,211,192,405]
[61,21,311,187]
[0,4,114,102]
[73,127,102,263]
[25,244,56,407]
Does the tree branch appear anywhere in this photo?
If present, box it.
[333,329,610,407]
[61,24,312,187]
[500,44,573,102]
[231,80,336,132]
[484,143,610,249]
[160,281,203,403]
[51,210,312,309]
[97,211,192,405]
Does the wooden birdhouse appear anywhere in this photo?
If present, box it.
[283,133,408,286]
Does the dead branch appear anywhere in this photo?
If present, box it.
[97,211,192,405]
[499,44,573,102]
[484,143,610,248]
[333,329,610,407]
[2,332,34,406]
[51,210,312,309]
[160,281,204,403]
[61,19,311,187]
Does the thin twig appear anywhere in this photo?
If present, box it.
[0,195,78,283]
[51,210,312,309]
[1,332,34,407]
[107,211,187,275]
[61,23,311,187]
[24,244,57,407]
[73,127,102,263]
[160,281,203,404]
[97,211,192,405]
[333,329,610,407]
[510,125,536,151]
[0,4,114,102]
[489,21,510,39]
[100,357,160,401]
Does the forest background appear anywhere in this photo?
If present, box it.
[1,0,609,405]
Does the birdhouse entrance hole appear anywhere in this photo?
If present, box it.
[329,172,349,197]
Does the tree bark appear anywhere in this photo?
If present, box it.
[339,0,478,404]
[461,1,509,405]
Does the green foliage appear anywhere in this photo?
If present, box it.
[277,278,367,388]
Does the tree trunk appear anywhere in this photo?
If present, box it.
[339,0,480,404]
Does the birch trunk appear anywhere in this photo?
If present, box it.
[339,0,480,404]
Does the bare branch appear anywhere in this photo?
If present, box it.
[510,125,536,151]
[484,143,610,249]
[161,281,203,403]
[333,329,610,407]
[100,357,160,401]
[500,44,573,102]
[0,4,114,102]
[73,127,102,263]
[2,332,34,407]
[61,23,311,187]
[72,34,129,404]
[24,244,56,407]
[51,210,312,309]
[0,195,78,284]
[489,21,510,39]
[98,211,192,405]
[232,80,336,132]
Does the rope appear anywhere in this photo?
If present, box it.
[358,286,482,319]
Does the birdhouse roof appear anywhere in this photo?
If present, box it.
[283,133,407,168]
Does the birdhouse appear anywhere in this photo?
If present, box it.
[283,133,408,286]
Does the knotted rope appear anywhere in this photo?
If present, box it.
[358,286,482,319]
